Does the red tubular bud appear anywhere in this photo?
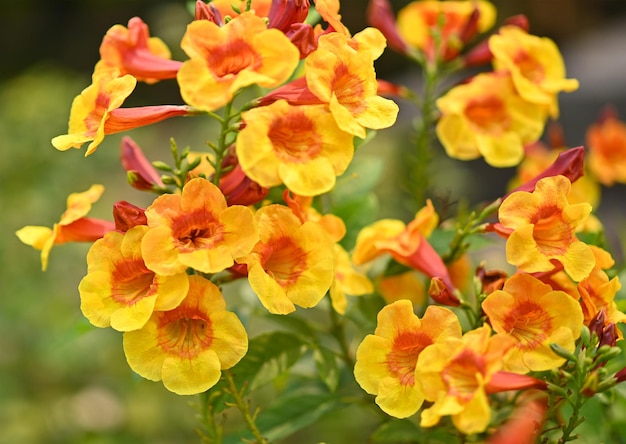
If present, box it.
[113,200,147,232]
[367,0,410,55]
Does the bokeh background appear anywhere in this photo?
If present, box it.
[2,1,626,442]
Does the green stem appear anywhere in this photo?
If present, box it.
[328,303,354,370]
[223,370,268,444]
[211,100,236,185]
[197,391,224,443]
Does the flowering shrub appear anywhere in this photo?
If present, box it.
[17,0,626,442]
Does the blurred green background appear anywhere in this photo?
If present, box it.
[3,1,626,443]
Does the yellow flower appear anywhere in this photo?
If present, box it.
[51,67,136,155]
[417,325,515,434]
[489,26,579,118]
[79,225,189,332]
[482,273,583,373]
[236,100,354,196]
[123,275,248,395]
[177,12,299,112]
[237,205,335,314]
[397,0,496,61]
[16,184,114,271]
[354,301,462,418]
[498,175,595,281]
[209,0,272,18]
[304,31,399,138]
[141,178,259,275]
[436,72,547,167]
[329,244,374,314]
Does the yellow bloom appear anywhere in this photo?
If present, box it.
[397,0,496,61]
[209,0,271,18]
[354,301,462,418]
[51,67,136,155]
[329,244,374,314]
[141,178,259,275]
[304,31,399,138]
[482,273,583,373]
[16,184,114,271]
[79,226,189,332]
[417,325,515,434]
[237,205,335,314]
[123,275,248,395]
[498,175,595,281]
[436,72,547,167]
[489,26,579,118]
[177,12,299,112]
[236,100,354,196]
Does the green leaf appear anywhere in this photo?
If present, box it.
[335,193,380,249]
[232,331,307,392]
[371,419,421,443]
[313,346,340,393]
[331,154,384,203]
[224,390,341,443]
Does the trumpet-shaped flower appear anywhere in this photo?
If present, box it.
[237,205,335,314]
[141,178,259,275]
[586,112,626,186]
[120,136,165,191]
[436,72,547,167]
[354,301,462,418]
[123,275,248,395]
[304,31,399,138]
[177,12,299,112]
[16,184,114,271]
[489,26,579,118]
[236,100,354,196]
[98,17,182,83]
[52,66,191,156]
[396,0,496,61]
[417,325,516,434]
[482,272,583,373]
[497,175,595,281]
[79,225,189,332]
[352,200,459,305]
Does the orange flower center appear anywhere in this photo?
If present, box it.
[502,301,550,348]
[386,331,432,387]
[261,236,308,287]
[111,258,154,305]
[465,96,510,133]
[442,350,485,401]
[268,111,323,162]
[208,39,261,79]
[157,310,213,359]
[172,211,224,252]
[332,63,366,115]
[531,205,573,256]
[514,50,545,83]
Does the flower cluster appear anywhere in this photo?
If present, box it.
[17,0,626,442]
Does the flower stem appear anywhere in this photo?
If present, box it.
[223,369,268,444]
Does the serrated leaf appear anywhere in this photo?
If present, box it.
[224,390,341,444]
[233,331,307,392]
[371,419,421,443]
[313,346,340,393]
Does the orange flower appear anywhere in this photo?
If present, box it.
[497,175,595,281]
[52,66,191,156]
[396,0,496,61]
[236,100,354,196]
[482,273,584,373]
[352,200,459,305]
[123,275,248,395]
[237,205,335,314]
[141,178,259,275]
[417,325,516,434]
[98,17,182,83]
[436,71,547,167]
[79,225,189,332]
[208,0,272,19]
[587,112,626,186]
[354,301,462,418]
[377,271,426,307]
[304,31,399,138]
[489,26,579,118]
[16,184,115,271]
[177,12,299,112]
[578,247,626,336]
